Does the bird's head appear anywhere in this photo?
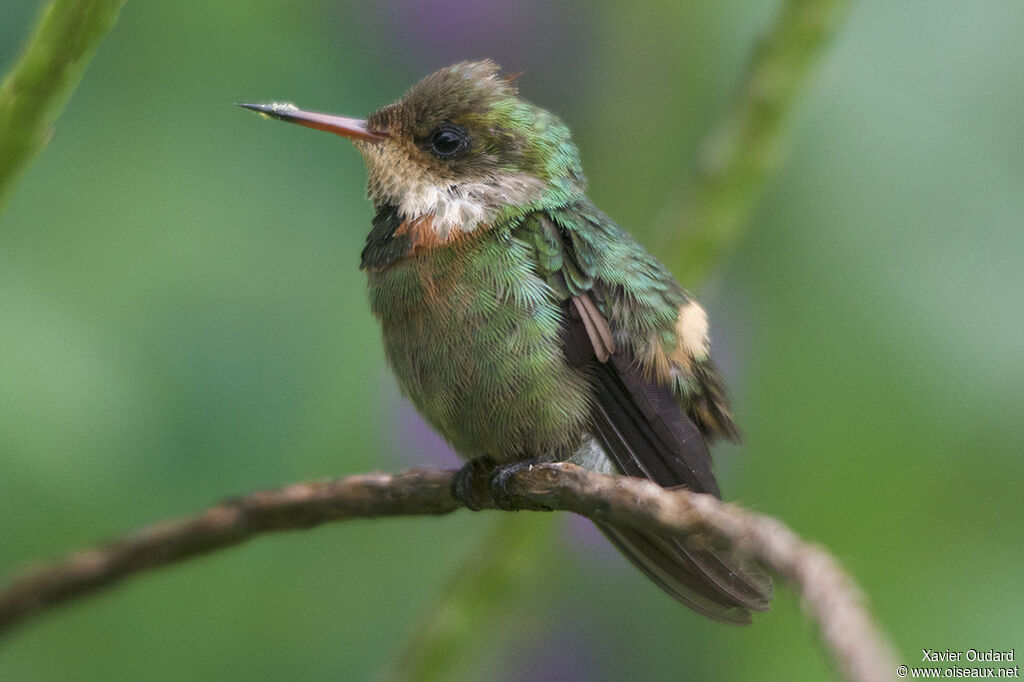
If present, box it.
[241,60,586,236]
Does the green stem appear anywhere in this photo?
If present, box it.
[381,514,558,681]
[654,0,849,285]
[0,0,127,215]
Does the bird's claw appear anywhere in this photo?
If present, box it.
[489,459,540,510]
[452,458,542,511]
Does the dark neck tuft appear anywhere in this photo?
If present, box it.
[360,203,412,270]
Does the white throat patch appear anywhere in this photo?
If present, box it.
[359,142,546,237]
[397,177,546,237]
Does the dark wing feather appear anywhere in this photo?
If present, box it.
[565,295,772,622]
[592,354,720,497]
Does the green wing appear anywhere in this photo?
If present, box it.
[518,201,740,441]
[515,203,771,623]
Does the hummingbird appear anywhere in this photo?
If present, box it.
[240,60,771,624]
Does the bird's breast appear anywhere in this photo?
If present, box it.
[365,227,592,462]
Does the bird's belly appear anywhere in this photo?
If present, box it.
[366,242,592,463]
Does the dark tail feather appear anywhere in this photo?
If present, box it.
[561,294,772,620]
[588,358,773,621]
[596,523,769,624]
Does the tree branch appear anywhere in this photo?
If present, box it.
[0,463,896,682]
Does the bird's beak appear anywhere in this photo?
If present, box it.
[237,102,389,143]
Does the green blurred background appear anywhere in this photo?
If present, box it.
[1,1,1021,679]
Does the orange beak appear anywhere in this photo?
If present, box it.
[237,102,388,143]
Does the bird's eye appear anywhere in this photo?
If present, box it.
[428,123,470,160]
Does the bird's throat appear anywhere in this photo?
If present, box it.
[359,140,548,239]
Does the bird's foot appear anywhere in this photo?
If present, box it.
[451,458,544,511]
[489,459,542,511]
[452,457,492,511]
